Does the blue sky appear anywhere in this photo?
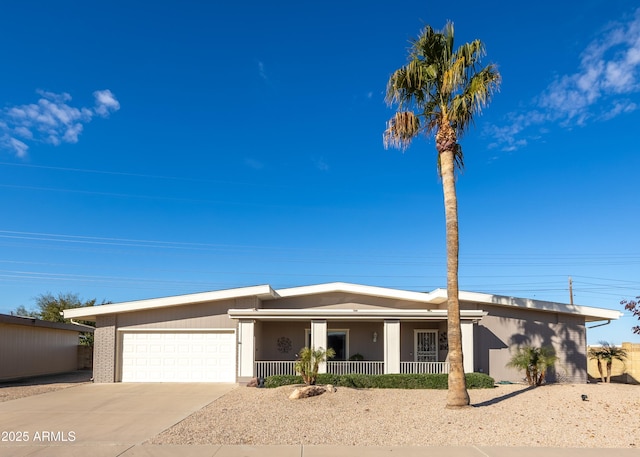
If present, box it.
[1,1,639,344]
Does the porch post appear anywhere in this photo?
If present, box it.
[310,319,328,374]
[461,320,474,373]
[238,320,255,378]
[384,320,400,374]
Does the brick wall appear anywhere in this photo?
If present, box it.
[93,315,116,382]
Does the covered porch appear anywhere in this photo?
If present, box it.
[228,308,485,379]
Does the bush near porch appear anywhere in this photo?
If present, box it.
[264,372,494,389]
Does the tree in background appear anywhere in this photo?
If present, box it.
[384,22,500,407]
[588,345,606,382]
[589,341,627,383]
[14,292,106,346]
[15,292,99,323]
[621,296,640,334]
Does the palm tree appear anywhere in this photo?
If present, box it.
[507,346,557,386]
[595,341,627,383]
[295,346,336,385]
[384,23,500,407]
[587,345,606,382]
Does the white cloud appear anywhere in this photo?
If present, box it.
[489,8,640,152]
[0,89,120,157]
[0,135,28,158]
[94,89,120,117]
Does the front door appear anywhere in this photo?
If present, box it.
[414,330,437,362]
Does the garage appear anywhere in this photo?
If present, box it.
[120,330,236,382]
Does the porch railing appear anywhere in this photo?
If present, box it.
[400,361,450,374]
[327,361,385,375]
[255,361,297,378]
[256,360,449,377]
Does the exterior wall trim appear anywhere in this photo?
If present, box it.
[65,285,277,320]
[116,328,235,333]
[228,308,487,320]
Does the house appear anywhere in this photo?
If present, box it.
[0,313,94,381]
[63,282,621,384]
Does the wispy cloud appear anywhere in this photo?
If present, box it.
[0,89,120,157]
[312,157,329,172]
[488,8,640,151]
[258,61,268,81]
[244,157,264,170]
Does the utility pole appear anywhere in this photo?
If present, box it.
[568,276,574,305]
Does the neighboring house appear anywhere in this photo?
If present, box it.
[0,314,93,381]
[63,282,621,384]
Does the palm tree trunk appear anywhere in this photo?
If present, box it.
[606,361,612,383]
[597,359,604,383]
[439,127,470,409]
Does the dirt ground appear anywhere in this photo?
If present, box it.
[0,370,92,402]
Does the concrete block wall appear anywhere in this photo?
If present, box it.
[93,315,116,382]
[587,342,640,384]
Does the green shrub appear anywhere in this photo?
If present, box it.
[265,372,494,389]
[264,375,302,388]
[465,372,495,389]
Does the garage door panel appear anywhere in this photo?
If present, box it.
[121,332,236,382]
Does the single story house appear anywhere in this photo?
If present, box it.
[0,313,93,381]
[63,282,621,384]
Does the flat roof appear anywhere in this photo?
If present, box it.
[0,314,94,333]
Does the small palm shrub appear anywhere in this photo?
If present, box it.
[506,345,557,386]
[294,346,336,385]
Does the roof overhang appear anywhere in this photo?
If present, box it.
[273,283,621,322]
[228,308,488,321]
[62,281,622,323]
[273,282,440,303]
[449,289,622,322]
[0,314,93,333]
[63,285,278,321]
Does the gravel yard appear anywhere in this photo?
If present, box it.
[0,370,91,402]
[2,373,637,448]
[152,382,640,448]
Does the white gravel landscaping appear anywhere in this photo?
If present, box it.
[152,383,640,448]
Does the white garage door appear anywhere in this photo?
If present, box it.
[121,331,236,382]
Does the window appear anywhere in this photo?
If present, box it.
[305,328,349,361]
[327,330,348,361]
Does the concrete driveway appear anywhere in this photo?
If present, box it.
[0,382,235,456]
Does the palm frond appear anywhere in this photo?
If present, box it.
[384,21,500,168]
[450,64,500,133]
[383,111,421,151]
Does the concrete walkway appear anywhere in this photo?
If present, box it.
[0,444,637,456]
